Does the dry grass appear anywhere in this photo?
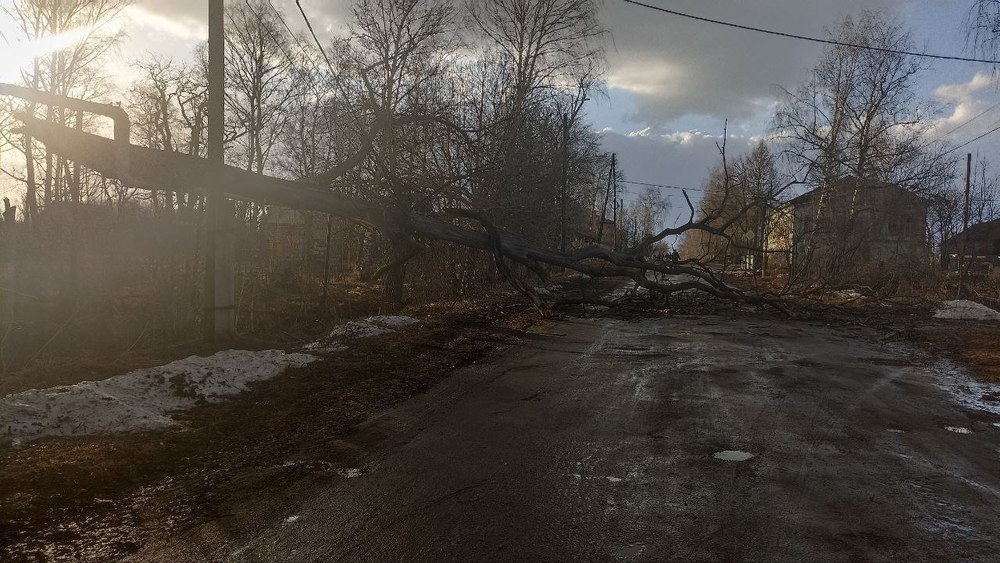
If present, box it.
[911,322,1000,382]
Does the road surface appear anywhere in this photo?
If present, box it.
[135,314,1000,562]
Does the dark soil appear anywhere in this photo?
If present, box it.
[0,295,537,560]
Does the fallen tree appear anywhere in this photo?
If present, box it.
[14,112,789,312]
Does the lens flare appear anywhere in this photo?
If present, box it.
[0,26,94,82]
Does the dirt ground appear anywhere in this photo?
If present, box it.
[0,293,541,559]
[910,322,1000,382]
[1,286,999,561]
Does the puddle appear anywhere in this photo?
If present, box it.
[945,426,972,434]
[607,476,623,483]
[887,429,906,434]
[931,360,1000,417]
[713,450,755,462]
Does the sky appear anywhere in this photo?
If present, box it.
[3,0,1000,222]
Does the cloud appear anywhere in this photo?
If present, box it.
[125,5,206,41]
[601,0,917,126]
[130,0,351,40]
[598,128,761,226]
[931,72,995,134]
[927,72,1000,160]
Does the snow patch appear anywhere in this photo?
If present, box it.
[302,342,348,354]
[934,300,1000,321]
[0,349,316,445]
[945,426,972,434]
[367,315,419,328]
[835,289,863,300]
[332,321,392,338]
[713,450,755,462]
[932,359,1000,417]
[305,315,418,352]
[336,467,362,479]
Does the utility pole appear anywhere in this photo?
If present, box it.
[959,153,972,299]
[205,0,235,340]
[619,198,624,250]
[612,155,618,251]
[597,153,615,245]
[560,112,569,253]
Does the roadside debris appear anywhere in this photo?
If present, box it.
[0,350,316,446]
[934,300,1000,321]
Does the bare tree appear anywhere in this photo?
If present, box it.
[621,187,669,248]
[467,0,605,113]
[0,0,129,221]
[331,0,459,308]
[774,11,951,194]
[225,0,298,177]
[966,0,1000,58]
[684,141,784,271]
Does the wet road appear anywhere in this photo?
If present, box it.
[138,315,1000,562]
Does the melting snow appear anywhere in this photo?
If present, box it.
[945,426,972,434]
[713,450,755,462]
[0,349,316,446]
[934,300,1000,321]
[932,359,1000,417]
[305,315,418,352]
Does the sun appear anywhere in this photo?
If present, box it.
[0,9,125,84]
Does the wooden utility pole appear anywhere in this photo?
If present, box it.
[597,153,615,245]
[612,155,618,251]
[559,112,569,253]
[205,0,236,340]
[959,153,972,299]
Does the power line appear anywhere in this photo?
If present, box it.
[620,179,705,193]
[266,0,314,61]
[243,0,305,67]
[942,100,1000,137]
[945,120,1000,155]
[623,0,1000,65]
[295,0,337,75]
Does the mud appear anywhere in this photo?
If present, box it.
[110,314,1000,562]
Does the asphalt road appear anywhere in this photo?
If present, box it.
[137,314,1000,562]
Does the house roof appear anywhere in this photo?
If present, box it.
[941,218,1000,248]
[783,177,928,207]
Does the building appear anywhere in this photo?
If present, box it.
[940,218,1000,274]
[766,178,929,278]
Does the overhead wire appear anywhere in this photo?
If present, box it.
[620,179,705,193]
[295,0,337,75]
[941,100,1000,137]
[622,0,1000,65]
[945,120,1000,155]
[265,0,317,64]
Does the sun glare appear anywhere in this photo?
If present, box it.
[0,15,120,83]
